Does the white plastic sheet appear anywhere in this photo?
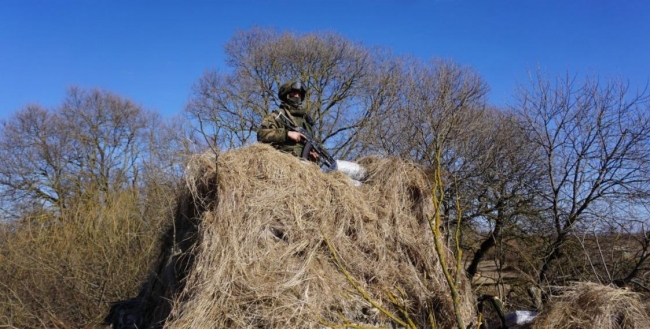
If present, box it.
[335,160,366,181]
[505,310,538,328]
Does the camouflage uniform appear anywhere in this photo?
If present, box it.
[257,81,316,159]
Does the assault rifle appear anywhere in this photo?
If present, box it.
[275,111,338,171]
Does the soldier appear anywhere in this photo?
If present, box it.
[258,80,366,184]
[257,80,319,161]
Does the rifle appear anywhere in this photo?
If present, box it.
[275,111,338,171]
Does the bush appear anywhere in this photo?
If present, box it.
[0,188,171,328]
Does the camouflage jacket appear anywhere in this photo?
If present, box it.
[257,103,315,159]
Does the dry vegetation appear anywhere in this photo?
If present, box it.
[0,189,171,328]
[116,144,476,328]
[530,282,650,329]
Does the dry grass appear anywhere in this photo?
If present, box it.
[0,188,172,328]
[531,282,650,329]
[131,143,476,328]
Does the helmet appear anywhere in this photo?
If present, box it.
[278,80,306,103]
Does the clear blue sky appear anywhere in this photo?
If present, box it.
[1,0,648,121]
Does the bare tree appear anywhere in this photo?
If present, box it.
[513,72,650,285]
[0,87,177,215]
[462,109,545,279]
[0,105,73,211]
[186,27,385,158]
[361,57,500,236]
[362,57,490,166]
[358,56,548,289]
[60,87,152,194]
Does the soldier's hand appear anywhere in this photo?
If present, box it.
[288,131,305,142]
[309,151,320,161]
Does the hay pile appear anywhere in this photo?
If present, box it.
[530,282,650,329]
[121,143,476,328]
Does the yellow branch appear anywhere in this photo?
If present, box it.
[322,235,411,328]
[427,149,466,329]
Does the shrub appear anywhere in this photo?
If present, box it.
[0,188,170,328]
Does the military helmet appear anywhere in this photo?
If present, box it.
[278,80,306,102]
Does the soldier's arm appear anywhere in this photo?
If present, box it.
[257,114,288,143]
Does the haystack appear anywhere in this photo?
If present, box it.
[530,282,650,329]
[111,143,476,328]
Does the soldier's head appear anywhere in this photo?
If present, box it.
[278,80,306,108]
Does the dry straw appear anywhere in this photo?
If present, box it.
[132,143,476,328]
[530,282,650,329]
